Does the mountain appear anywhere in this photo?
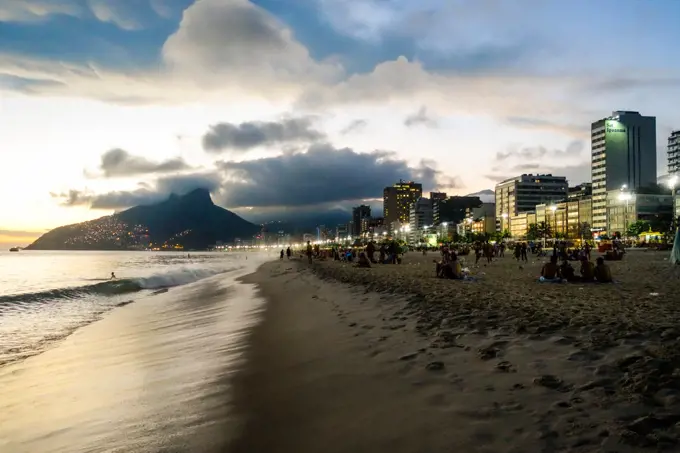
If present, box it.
[26,189,260,250]
[465,189,494,203]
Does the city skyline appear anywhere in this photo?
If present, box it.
[2,0,680,246]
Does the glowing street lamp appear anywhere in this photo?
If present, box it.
[550,205,558,240]
[619,190,632,237]
[668,176,679,230]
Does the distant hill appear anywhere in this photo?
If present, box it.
[26,189,260,250]
[465,189,494,203]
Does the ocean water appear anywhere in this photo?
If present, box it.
[0,250,271,453]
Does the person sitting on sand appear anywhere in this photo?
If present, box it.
[540,255,560,282]
[594,257,613,283]
[356,252,371,268]
[559,260,576,282]
[579,256,595,282]
[436,254,462,279]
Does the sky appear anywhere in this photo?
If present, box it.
[2,0,680,246]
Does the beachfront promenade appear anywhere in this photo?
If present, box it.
[232,250,680,452]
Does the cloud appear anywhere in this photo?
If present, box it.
[404,105,438,128]
[52,172,222,209]
[509,163,541,172]
[484,161,591,187]
[161,0,342,91]
[0,0,175,28]
[202,117,325,153]
[216,143,459,208]
[0,0,83,22]
[340,119,368,135]
[0,229,46,237]
[494,140,584,162]
[503,116,588,139]
[96,148,190,177]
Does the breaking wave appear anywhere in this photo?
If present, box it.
[0,266,238,305]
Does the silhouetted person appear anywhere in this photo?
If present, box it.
[559,260,576,281]
[594,257,613,283]
[286,247,291,259]
[357,252,371,268]
[280,249,284,260]
[580,256,595,282]
[306,241,313,264]
[110,272,116,280]
[366,241,376,263]
[541,255,559,280]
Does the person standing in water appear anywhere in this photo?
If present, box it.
[110,272,116,280]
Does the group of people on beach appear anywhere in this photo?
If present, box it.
[540,255,613,283]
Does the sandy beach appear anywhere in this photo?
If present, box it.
[231,250,680,452]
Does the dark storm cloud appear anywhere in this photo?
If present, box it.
[53,145,458,214]
[202,117,325,152]
[98,148,190,177]
[340,119,368,135]
[404,106,438,128]
[216,143,457,208]
[494,140,584,162]
[51,173,221,210]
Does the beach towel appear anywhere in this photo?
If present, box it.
[671,228,680,265]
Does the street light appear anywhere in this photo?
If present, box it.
[550,205,557,241]
[619,190,632,238]
[668,176,678,231]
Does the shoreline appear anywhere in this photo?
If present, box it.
[229,254,680,452]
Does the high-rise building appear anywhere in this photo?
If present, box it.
[668,130,680,176]
[351,205,371,236]
[383,180,422,224]
[336,224,349,240]
[494,174,568,231]
[409,197,433,242]
[591,111,657,230]
[433,196,482,226]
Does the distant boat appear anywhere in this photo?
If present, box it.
[9,248,19,252]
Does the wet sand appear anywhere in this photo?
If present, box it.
[231,252,680,452]
[0,267,266,453]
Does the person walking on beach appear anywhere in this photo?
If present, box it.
[286,247,291,259]
[366,241,376,263]
[306,241,313,264]
[280,249,284,260]
[520,243,528,262]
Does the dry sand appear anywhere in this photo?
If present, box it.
[230,250,680,452]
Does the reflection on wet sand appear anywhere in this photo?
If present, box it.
[0,275,265,453]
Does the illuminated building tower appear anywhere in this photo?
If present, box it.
[383,180,423,225]
[591,111,657,230]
